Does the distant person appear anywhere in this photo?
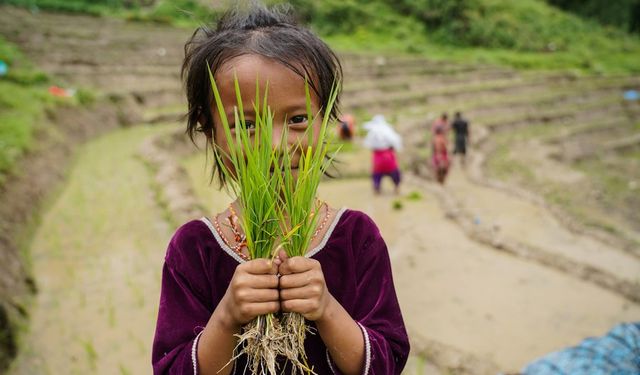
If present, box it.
[372,148,401,195]
[337,113,355,140]
[451,111,470,166]
[431,126,450,184]
[522,322,640,375]
[431,112,449,138]
[363,115,403,195]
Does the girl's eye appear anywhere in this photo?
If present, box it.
[231,120,256,130]
[288,115,308,127]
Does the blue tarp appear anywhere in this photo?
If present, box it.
[522,322,640,375]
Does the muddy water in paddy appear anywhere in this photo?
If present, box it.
[9,125,175,375]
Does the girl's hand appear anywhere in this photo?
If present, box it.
[278,251,331,321]
[218,259,280,330]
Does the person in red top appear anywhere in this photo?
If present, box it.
[431,126,450,184]
[431,112,449,138]
[363,115,403,195]
[372,147,401,195]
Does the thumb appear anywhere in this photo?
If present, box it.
[277,249,290,275]
[278,249,288,262]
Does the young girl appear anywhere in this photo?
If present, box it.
[152,4,409,374]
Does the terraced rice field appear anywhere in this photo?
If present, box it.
[1,6,639,375]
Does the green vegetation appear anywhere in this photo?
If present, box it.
[4,0,640,73]
[0,36,50,183]
[82,339,98,370]
[392,199,404,210]
[123,0,218,27]
[315,0,640,74]
[546,0,640,34]
[0,36,98,184]
[0,0,216,25]
[405,191,423,201]
[0,0,116,15]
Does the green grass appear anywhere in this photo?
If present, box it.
[82,340,98,371]
[319,0,640,74]
[0,35,102,184]
[0,82,48,181]
[1,0,116,16]
[0,35,52,183]
[1,0,217,27]
[405,191,423,201]
[328,32,640,75]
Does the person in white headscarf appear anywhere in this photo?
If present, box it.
[362,115,402,194]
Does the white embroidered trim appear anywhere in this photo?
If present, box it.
[357,322,372,375]
[325,348,338,374]
[199,217,247,264]
[200,207,347,263]
[192,330,205,375]
[325,321,371,375]
[306,207,346,258]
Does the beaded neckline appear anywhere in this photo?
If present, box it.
[200,207,347,263]
[212,202,332,261]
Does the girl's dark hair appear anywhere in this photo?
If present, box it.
[182,2,343,184]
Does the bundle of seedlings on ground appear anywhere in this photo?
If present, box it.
[208,68,284,374]
[276,81,339,374]
[207,65,341,375]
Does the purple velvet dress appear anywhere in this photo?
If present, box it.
[152,208,410,374]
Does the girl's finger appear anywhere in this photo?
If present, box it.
[237,288,280,303]
[279,285,319,301]
[281,299,314,315]
[279,272,313,289]
[279,256,315,275]
[241,258,278,275]
[252,274,280,289]
[278,249,288,261]
[236,273,279,289]
[240,301,280,319]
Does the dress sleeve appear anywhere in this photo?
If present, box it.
[340,219,410,374]
[152,223,215,375]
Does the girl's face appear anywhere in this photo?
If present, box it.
[210,54,323,175]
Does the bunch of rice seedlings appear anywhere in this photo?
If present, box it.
[208,66,285,375]
[207,65,340,374]
[276,81,339,374]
